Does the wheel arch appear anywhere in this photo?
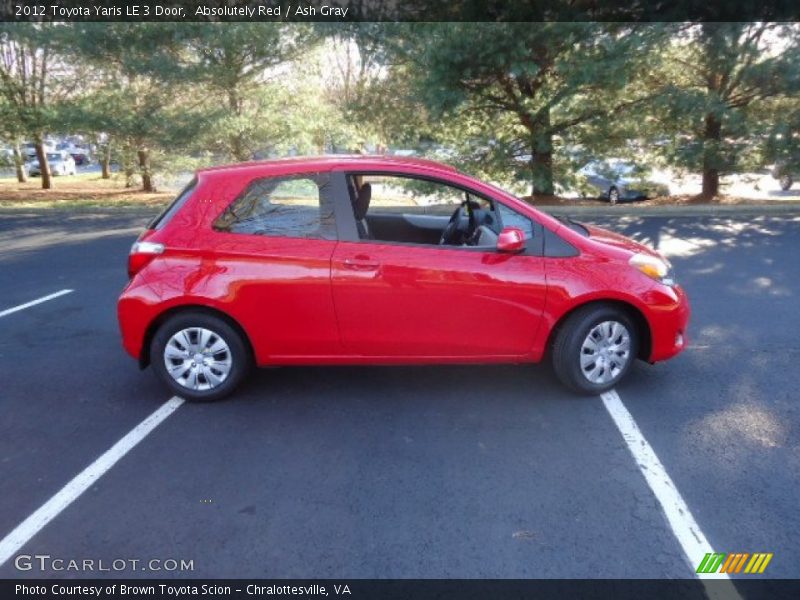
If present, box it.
[545,298,652,362]
[139,304,255,369]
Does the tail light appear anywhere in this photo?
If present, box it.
[128,234,164,279]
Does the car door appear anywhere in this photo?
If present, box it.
[330,173,547,358]
[206,170,343,358]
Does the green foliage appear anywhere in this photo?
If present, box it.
[2,21,799,199]
[637,23,800,195]
[381,23,666,195]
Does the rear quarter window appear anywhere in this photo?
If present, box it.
[213,172,336,240]
[148,178,197,230]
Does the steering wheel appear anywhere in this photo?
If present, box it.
[439,201,477,246]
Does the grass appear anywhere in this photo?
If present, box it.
[0,172,174,209]
[2,172,798,211]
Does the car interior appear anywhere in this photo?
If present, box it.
[346,174,505,249]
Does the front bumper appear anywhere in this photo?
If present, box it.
[645,284,691,362]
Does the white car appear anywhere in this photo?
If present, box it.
[578,159,670,204]
[28,151,77,177]
[771,162,794,191]
[22,141,58,161]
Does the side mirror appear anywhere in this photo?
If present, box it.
[496,227,526,253]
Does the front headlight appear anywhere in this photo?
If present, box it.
[629,252,675,286]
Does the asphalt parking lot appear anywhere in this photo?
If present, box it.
[0,208,798,582]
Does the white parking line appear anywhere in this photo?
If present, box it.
[0,289,74,318]
[601,390,742,595]
[0,396,184,568]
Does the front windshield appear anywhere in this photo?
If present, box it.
[46,153,61,161]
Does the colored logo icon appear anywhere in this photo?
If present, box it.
[697,553,773,574]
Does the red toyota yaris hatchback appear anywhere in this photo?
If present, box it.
[118,156,689,401]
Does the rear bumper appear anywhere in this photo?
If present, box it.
[118,297,150,362]
[645,284,691,362]
[117,278,163,364]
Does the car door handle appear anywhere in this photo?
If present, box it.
[343,258,380,271]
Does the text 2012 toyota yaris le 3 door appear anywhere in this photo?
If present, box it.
[118,155,689,401]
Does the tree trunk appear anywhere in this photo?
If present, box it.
[100,144,111,179]
[124,165,135,187]
[531,127,554,196]
[228,89,249,162]
[34,139,52,190]
[531,148,554,196]
[138,148,154,193]
[701,113,722,198]
[12,142,27,183]
[530,111,554,196]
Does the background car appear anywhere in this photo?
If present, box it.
[118,155,689,402]
[771,161,795,191]
[577,158,670,204]
[22,140,58,161]
[57,141,92,165]
[28,151,77,177]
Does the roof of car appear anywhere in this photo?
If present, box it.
[196,154,460,178]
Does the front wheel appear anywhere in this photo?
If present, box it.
[150,312,251,402]
[551,305,638,395]
[608,187,620,205]
[779,175,793,191]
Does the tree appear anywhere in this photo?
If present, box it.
[0,23,79,189]
[656,23,800,197]
[389,23,663,195]
[66,23,211,192]
[0,97,29,182]
[321,26,437,153]
[182,23,316,162]
[760,95,800,185]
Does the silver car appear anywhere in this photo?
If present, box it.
[771,162,794,191]
[28,151,77,177]
[577,159,669,204]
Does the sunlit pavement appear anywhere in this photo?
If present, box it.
[0,209,798,579]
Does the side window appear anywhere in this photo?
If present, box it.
[214,173,336,240]
[350,174,490,216]
[354,175,467,216]
[496,202,534,240]
[149,178,197,229]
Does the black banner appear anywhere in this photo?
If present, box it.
[4,580,800,600]
[2,0,800,22]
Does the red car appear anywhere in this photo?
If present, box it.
[118,156,689,401]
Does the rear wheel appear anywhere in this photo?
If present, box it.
[608,187,620,205]
[551,305,638,395]
[779,175,793,191]
[151,312,251,402]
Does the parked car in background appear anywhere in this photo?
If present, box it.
[57,142,92,165]
[577,159,670,204]
[118,155,690,401]
[28,151,77,177]
[771,162,794,191]
[22,140,58,161]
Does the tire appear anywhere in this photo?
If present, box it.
[150,311,252,402]
[608,186,620,205]
[780,175,793,191]
[551,304,639,395]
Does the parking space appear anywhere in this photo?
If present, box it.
[598,214,800,579]
[1,209,798,581]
